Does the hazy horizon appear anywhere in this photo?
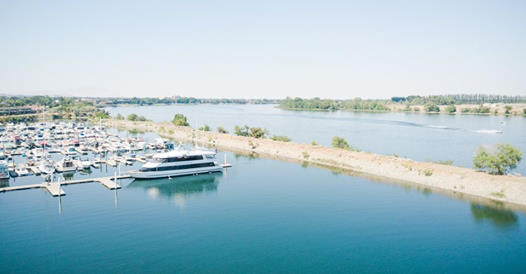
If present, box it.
[2,0,526,98]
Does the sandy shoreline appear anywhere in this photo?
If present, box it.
[107,119,526,209]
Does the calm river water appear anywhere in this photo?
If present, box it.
[2,113,526,273]
[107,104,526,174]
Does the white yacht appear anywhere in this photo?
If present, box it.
[129,149,223,179]
[56,157,76,173]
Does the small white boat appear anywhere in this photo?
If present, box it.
[63,146,77,156]
[15,165,29,176]
[38,160,55,175]
[75,157,92,170]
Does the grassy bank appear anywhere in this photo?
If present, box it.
[106,119,526,209]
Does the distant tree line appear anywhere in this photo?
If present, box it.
[279,97,390,112]
[391,94,526,105]
[0,96,75,108]
[0,96,110,121]
[105,96,280,106]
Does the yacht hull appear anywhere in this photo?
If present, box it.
[129,165,223,179]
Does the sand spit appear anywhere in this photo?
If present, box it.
[107,120,526,209]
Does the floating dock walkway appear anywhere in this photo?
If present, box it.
[0,175,130,197]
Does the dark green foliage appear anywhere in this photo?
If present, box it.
[233,125,268,139]
[127,113,148,121]
[127,114,138,121]
[331,136,360,151]
[199,124,211,131]
[234,125,250,136]
[217,126,228,134]
[392,94,526,105]
[461,105,491,114]
[332,137,350,149]
[279,97,390,112]
[445,105,456,113]
[105,96,280,106]
[172,114,189,126]
[249,127,268,139]
[473,144,522,175]
[270,135,291,142]
[425,103,440,112]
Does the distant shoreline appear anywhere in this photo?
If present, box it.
[107,119,526,210]
[278,103,526,117]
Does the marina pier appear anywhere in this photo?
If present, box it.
[0,175,130,196]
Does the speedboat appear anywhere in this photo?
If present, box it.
[128,148,223,179]
[64,146,77,156]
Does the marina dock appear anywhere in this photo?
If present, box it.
[0,175,130,196]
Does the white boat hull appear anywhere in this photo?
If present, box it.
[57,167,76,173]
[129,165,223,179]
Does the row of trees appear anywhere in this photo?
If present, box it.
[170,113,291,142]
[392,94,526,105]
[107,97,280,106]
[0,96,112,121]
[279,97,390,112]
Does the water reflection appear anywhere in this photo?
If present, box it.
[471,203,518,229]
[234,153,259,160]
[128,174,220,207]
[0,179,9,188]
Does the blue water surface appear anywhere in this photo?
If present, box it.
[1,150,525,273]
[106,104,526,174]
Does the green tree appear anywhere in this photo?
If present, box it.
[172,113,189,126]
[234,125,249,136]
[425,103,440,113]
[127,113,138,121]
[136,115,148,121]
[504,105,512,115]
[92,111,110,119]
[473,144,522,175]
[199,124,211,131]
[332,136,350,149]
[249,127,268,139]
[445,105,456,114]
[116,113,124,120]
[217,126,229,134]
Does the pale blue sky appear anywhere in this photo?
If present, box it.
[1,0,525,99]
